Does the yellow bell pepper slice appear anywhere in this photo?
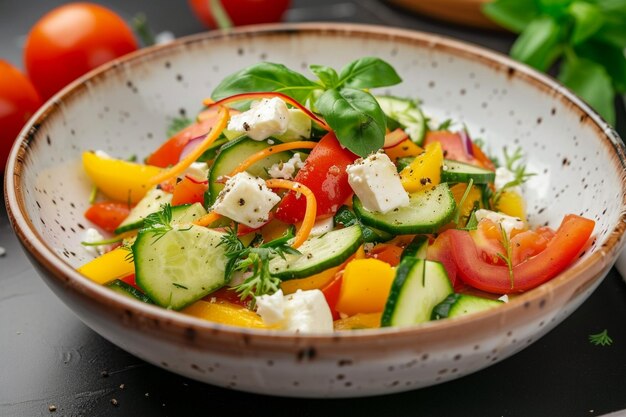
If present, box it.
[450,183,483,221]
[183,300,271,329]
[334,313,382,330]
[335,258,394,316]
[281,265,341,294]
[385,139,423,162]
[82,151,162,204]
[77,247,134,285]
[496,190,526,222]
[399,141,443,192]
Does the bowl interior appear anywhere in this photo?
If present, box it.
[9,24,626,301]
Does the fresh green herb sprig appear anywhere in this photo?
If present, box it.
[494,147,535,207]
[453,178,475,225]
[496,223,515,289]
[219,225,300,305]
[210,57,402,157]
[589,329,613,346]
[142,203,174,242]
[483,0,626,125]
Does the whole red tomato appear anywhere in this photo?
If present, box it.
[188,0,291,28]
[0,60,41,171]
[24,3,138,100]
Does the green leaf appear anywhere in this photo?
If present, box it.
[211,62,317,106]
[595,0,626,15]
[316,88,386,157]
[510,16,563,71]
[482,0,541,33]
[568,1,605,44]
[594,19,626,48]
[310,64,339,89]
[539,0,574,16]
[576,39,626,92]
[338,57,402,89]
[559,55,616,124]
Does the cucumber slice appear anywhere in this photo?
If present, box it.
[441,159,495,184]
[381,258,453,327]
[376,95,427,145]
[133,225,227,310]
[170,203,207,224]
[395,156,415,172]
[107,280,154,304]
[333,205,393,243]
[207,136,292,206]
[115,188,173,234]
[275,109,312,142]
[269,225,363,280]
[431,293,503,319]
[353,183,456,234]
[401,235,429,259]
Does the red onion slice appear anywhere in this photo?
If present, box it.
[178,134,207,161]
[458,129,475,157]
[383,128,409,149]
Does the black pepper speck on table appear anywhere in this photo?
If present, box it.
[1,1,626,416]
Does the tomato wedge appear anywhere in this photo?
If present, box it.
[275,132,357,223]
[146,108,224,168]
[84,201,131,233]
[171,176,208,206]
[321,274,343,320]
[445,214,594,293]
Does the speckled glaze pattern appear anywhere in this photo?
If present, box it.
[5,23,626,398]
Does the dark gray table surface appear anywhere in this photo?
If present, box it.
[2,1,626,416]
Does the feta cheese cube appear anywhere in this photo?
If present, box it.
[83,228,108,256]
[346,151,409,213]
[256,290,286,325]
[227,97,290,141]
[184,162,209,182]
[212,172,281,228]
[267,153,305,180]
[475,209,525,236]
[309,216,334,237]
[495,166,521,194]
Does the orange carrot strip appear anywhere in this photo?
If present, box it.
[150,107,229,185]
[264,179,316,249]
[229,141,317,176]
[203,92,331,131]
[193,211,221,227]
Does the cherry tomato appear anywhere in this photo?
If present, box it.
[188,0,291,28]
[171,176,208,206]
[0,60,41,170]
[84,201,131,233]
[443,214,594,294]
[24,3,138,100]
[275,132,357,223]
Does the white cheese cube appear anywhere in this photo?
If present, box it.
[184,162,209,182]
[212,172,281,228]
[227,97,290,141]
[495,166,522,194]
[346,151,409,213]
[475,209,525,236]
[309,216,334,237]
[283,289,334,333]
[255,290,286,325]
[267,153,305,180]
[83,228,108,256]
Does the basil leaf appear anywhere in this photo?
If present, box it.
[596,0,626,15]
[211,62,317,105]
[576,39,626,93]
[559,56,615,124]
[338,57,402,89]
[568,1,604,44]
[538,0,574,17]
[310,65,339,89]
[594,19,626,49]
[482,0,541,33]
[316,88,386,157]
[510,16,563,71]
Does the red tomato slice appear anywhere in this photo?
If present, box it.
[426,233,463,291]
[470,219,507,266]
[121,274,140,290]
[146,108,223,168]
[275,132,357,223]
[84,201,131,233]
[510,228,554,266]
[171,176,208,206]
[321,274,343,320]
[444,214,594,294]
[424,131,477,165]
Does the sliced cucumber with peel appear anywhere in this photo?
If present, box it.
[441,159,495,184]
[268,224,363,280]
[133,225,227,310]
[107,280,154,304]
[401,235,429,259]
[381,258,453,327]
[431,293,503,320]
[353,183,456,234]
[115,188,173,234]
[376,95,427,145]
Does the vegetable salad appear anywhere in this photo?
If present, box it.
[78,57,595,333]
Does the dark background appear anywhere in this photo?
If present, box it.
[2,1,626,416]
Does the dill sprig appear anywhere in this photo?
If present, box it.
[219,226,300,306]
[494,147,535,206]
[496,224,515,289]
[80,236,124,247]
[589,329,613,347]
[143,203,173,242]
[453,178,474,225]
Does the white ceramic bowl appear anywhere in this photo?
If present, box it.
[5,23,626,398]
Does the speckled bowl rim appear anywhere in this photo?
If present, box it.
[5,23,626,347]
